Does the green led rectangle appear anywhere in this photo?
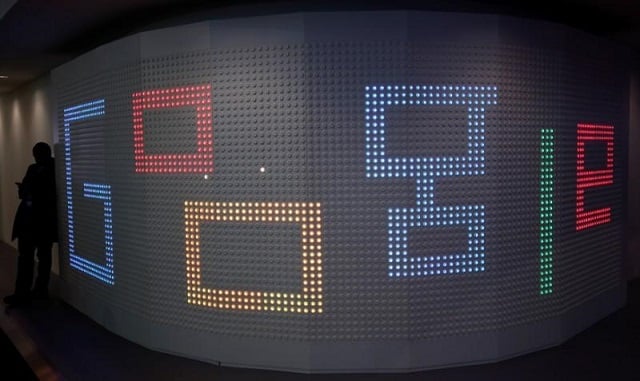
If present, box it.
[539,128,554,295]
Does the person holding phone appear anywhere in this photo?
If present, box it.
[4,142,58,306]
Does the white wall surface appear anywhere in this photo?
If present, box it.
[49,12,632,372]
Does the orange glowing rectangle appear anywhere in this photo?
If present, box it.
[184,201,323,314]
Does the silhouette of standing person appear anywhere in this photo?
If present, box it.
[4,142,58,306]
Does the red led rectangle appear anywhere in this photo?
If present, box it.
[133,84,213,173]
[576,123,614,231]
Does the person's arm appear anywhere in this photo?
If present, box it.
[14,182,23,199]
[18,165,37,200]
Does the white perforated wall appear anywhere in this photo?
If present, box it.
[53,11,629,372]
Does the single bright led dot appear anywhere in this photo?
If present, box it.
[260,167,266,173]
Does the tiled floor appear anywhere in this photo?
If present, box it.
[1,241,639,381]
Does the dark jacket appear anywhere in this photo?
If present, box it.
[11,158,58,243]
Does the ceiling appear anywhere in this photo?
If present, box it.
[1,0,639,94]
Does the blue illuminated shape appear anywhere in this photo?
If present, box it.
[364,85,498,277]
[63,99,115,285]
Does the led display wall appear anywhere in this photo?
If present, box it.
[53,12,629,372]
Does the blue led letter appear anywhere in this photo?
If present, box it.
[364,85,498,277]
[63,100,115,284]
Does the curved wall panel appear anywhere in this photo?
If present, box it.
[52,11,629,372]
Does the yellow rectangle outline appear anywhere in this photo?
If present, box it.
[184,201,323,314]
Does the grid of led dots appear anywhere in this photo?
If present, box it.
[576,123,614,231]
[132,84,213,173]
[63,100,115,285]
[539,128,554,295]
[364,85,498,277]
[184,201,323,314]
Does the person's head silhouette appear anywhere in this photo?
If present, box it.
[32,142,52,164]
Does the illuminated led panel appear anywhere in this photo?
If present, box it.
[184,201,323,314]
[132,84,213,173]
[576,123,614,231]
[63,100,115,285]
[364,85,498,277]
[539,129,554,295]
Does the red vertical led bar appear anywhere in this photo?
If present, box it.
[576,123,614,231]
[132,84,213,173]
